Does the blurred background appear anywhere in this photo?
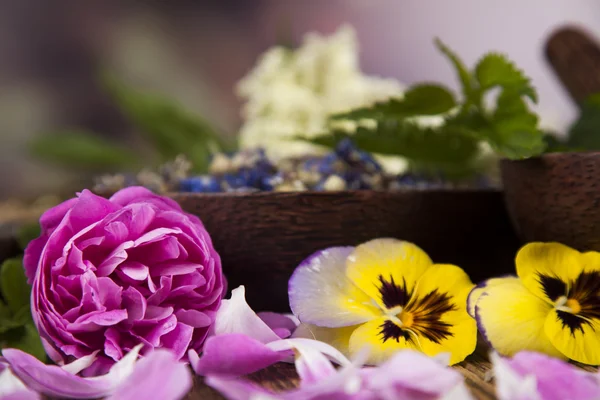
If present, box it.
[1,0,600,200]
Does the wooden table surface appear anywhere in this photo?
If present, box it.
[185,339,497,400]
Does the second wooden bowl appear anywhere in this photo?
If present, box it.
[501,152,600,251]
[171,190,519,312]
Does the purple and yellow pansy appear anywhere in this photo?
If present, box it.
[471,242,600,365]
[288,238,477,365]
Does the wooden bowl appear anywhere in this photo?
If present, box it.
[171,190,519,312]
[501,152,600,251]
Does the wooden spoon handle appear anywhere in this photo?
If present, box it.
[545,26,600,106]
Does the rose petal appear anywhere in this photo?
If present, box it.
[175,309,212,328]
[109,187,181,212]
[2,344,143,398]
[258,312,298,339]
[0,363,41,399]
[68,310,129,332]
[119,262,149,281]
[204,376,276,400]
[266,338,351,369]
[213,286,280,343]
[122,287,147,321]
[366,349,464,397]
[150,262,200,277]
[107,349,192,400]
[189,334,288,377]
[160,322,194,360]
[493,351,600,400]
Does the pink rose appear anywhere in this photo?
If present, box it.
[24,187,224,374]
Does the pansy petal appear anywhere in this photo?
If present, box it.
[467,276,515,318]
[346,238,432,310]
[408,264,477,365]
[189,334,288,377]
[544,310,600,365]
[292,323,357,358]
[516,242,583,303]
[348,317,420,365]
[474,278,563,358]
[212,286,281,343]
[108,349,192,400]
[289,247,379,328]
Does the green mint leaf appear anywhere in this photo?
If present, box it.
[0,257,30,314]
[29,130,141,171]
[486,90,545,158]
[567,93,600,151]
[332,84,456,121]
[17,222,41,252]
[102,74,235,172]
[434,38,474,101]
[475,53,538,103]
[0,324,46,361]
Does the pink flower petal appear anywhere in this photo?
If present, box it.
[258,312,298,339]
[160,322,194,360]
[189,334,288,377]
[150,262,200,277]
[109,186,181,212]
[213,286,280,344]
[175,309,212,328]
[68,310,128,332]
[366,349,464,397]
[122,287,147,321]
[204,376,276,400]
[119,262,149,281]
[493,351,600,400]
[107,349,192,400]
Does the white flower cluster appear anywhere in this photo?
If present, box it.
[236,25,404,163]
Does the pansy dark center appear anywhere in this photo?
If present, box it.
[538,271,600,335]
[376,275,457,345]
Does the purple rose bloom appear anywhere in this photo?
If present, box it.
[24,187,224,374]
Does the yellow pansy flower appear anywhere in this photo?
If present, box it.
[288,238,477,365]
[470,242,600,365]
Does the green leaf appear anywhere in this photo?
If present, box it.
[101,74,235,172]
[303,121,480,176]
[475,53,538,103]
[544,134,578,153]
[30,130,141,171]
[0,301,22,334]
[0,324,46,361]
[435,38,474,101]
[17,223,41,252]
[567,93,600,151]
[0,257,30,313]
[332,84,456,121]
[485,90,545,159]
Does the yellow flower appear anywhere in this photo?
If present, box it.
[288,238,477,365]
[471,242,600,365]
